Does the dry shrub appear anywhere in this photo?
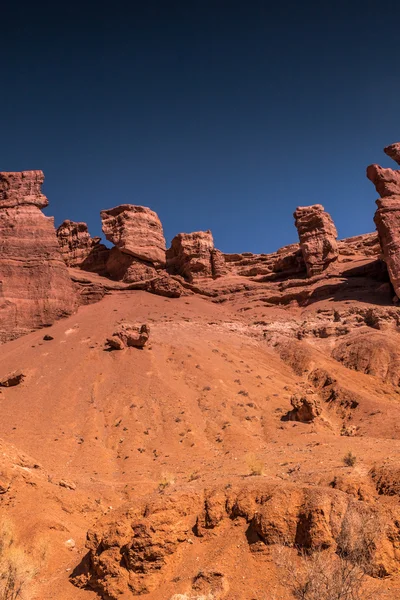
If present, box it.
[343,451,357,467]
[246,453,264,476]
[158,472,175,491]
[0,519,38,600]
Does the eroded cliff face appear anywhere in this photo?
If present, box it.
[367,143,400,299]
[0,171,76,343]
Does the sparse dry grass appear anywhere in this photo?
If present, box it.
[158,472,175,491]
[0,519,38,600]
[246,453,264,476]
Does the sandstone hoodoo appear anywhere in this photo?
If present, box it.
[167,230,227,281]
[56,220,109,272]
[294,204,338,277]
[367,143,400,299]
[0,171,76,343]
[100,204,166,265]
[100,204,166,283]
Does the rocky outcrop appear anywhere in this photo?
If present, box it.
[56,220,109,273]
[73,481,398,598]
[294,204,338,277]
[332,330,400,387]
[0,170,48,209]
[367,164,400,198]
[99,205,166,284]
[167,230,226,281]
[288,393,321,422]
[100,205,166,265]
[384,142,400,166]
[104,247,156,283]
[106,323,150,350]
[0,171,76,343]
[367,143,400,298]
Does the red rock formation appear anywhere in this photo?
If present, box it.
[56,220,109,273]
[384,143,400,166]
[104,247,156,283]
[100,205,166,266]
[167,230,226,281]
[106,323,150,350]
[0,171,76,343]
[367,143,400,298]
[0,170,48,209]
[366,164,400,198]
[294,204,338,277]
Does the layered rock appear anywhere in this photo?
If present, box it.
[294,204,338,277]
[167,230,227,282]
[56,220,109,273]
[367,143,400,298]
[99,204,166,283]
[0,170,48,209]
[100,205,166,265]
[104,247,156,283]
[0,171,76,343]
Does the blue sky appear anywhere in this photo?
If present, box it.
[1,0,399,252]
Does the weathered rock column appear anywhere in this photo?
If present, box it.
[100,204,166,283]
[367,143,400,298]
[294,204,338,277]
[166,230,226,282]
[0,171,76,342]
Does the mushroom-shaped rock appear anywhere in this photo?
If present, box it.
[294,204,338,277]
[106,323,150,350]
[100,205,166,266]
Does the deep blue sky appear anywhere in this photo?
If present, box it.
[1,0,400,253]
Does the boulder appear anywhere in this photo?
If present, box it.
[294,204,338,277]
[288,393,321,422]
[100,205,166,266]
[0,370,25,387]
[56,220,109,273]
[0,172,77,343]
[167,230,226,281]
[106,323,150,350]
